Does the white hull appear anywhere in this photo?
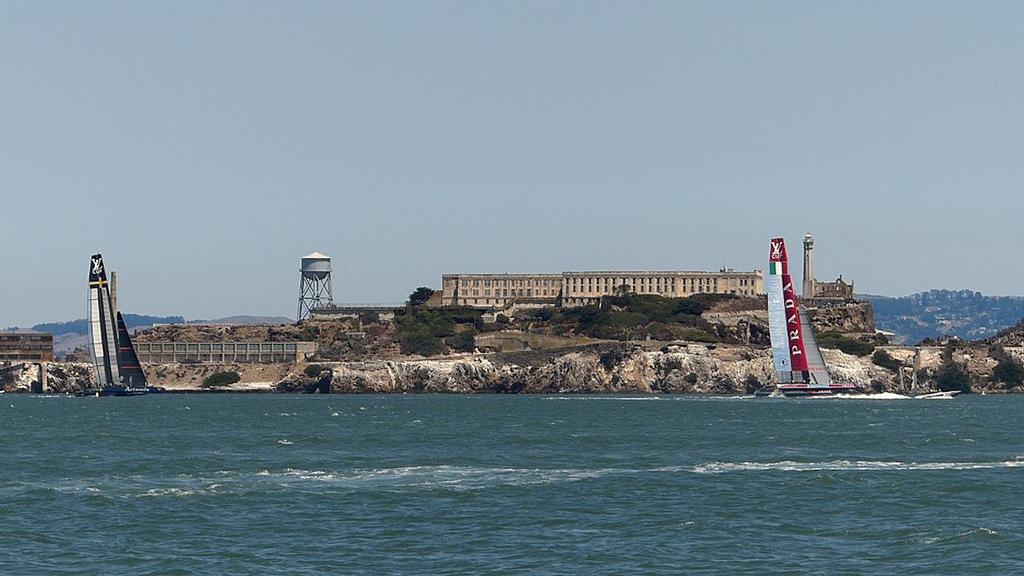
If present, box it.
[914,390,961,400]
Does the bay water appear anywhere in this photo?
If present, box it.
[2,394,1022,574]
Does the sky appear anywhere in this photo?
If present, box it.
[3,1,1024,327]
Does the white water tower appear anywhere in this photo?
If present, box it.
[297,252,333,321]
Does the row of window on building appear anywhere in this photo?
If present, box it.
[440,271,763,308]
[0,333,55,362]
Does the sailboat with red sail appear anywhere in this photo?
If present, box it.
[760,237,859,397]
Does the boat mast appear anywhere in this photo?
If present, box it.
[88,254,120,388]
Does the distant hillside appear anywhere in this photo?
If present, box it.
[862,290,1024,344]
[26,314,292,336]
[32,314,186,336]
[190,315,294,325]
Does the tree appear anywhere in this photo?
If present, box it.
[409,287,436,307]
[202,371,241,387]
[992,359,1024,388]
[449,331,475,353]
[935,343,971,392]
[990,346,1024,388]
[871,350,902,372]
[399,328,445,356]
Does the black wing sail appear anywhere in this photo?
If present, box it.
[88,254,120,387]
[116,312,148,388]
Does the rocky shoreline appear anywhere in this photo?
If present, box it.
[7,341,1019,395]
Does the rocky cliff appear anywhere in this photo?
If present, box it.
[275,345,910,395]
[7,337,1021,395]
[1,363,96,394]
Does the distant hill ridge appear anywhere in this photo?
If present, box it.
[861,289,1024,344]
[31,314,187,336]
[27,314,293,336]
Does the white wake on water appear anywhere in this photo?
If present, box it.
[823,392,912,400]
[544,396,662,401]
[691,459,1024,473]
[14,457,1024,499]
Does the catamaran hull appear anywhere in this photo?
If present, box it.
[776,383,860,397]
[74,386,166,397]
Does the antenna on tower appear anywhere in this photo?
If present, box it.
[298,252,333,321]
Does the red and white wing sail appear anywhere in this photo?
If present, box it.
[767,238,809,379]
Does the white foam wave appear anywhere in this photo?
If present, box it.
[692,459,1024,473]
[811,392,911,400]
[138,484,220,498]
[544,396,662,401]
[922,527,1001,545]
[273,465,616,489]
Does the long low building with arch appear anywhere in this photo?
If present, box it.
[441,269,763,309]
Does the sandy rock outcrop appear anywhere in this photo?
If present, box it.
[808,302,876,334]
[1,362,96,393]
[45,363,97,393]
[273,346,891,395]
[282,357,504,394]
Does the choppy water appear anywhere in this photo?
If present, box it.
[2,394,1023,574]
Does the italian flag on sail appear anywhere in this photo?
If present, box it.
[769,261,784,275]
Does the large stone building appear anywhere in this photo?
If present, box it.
[0,332,54,362]
[441,269,763,309]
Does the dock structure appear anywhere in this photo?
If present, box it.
[134,341,316,364]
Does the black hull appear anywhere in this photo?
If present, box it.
[75,386,166,397]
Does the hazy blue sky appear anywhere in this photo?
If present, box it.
[3,1,1024,326]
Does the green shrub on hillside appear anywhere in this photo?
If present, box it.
[817,333,875,356]
[871,350,902,371]
[399,328,446,356]
[990,346,1024,388]
[203,371,241,387]
[532,308,554,321]
[449,331,476,353]
[304,364,323,378]
[393,308,473,355]
[992,359,1023,388]
[539,294,722,342]
[936,343,971,392]
[675,328,719,343]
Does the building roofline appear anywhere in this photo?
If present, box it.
[443,270,762,277]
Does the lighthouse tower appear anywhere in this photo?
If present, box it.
[802,233,815,300]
